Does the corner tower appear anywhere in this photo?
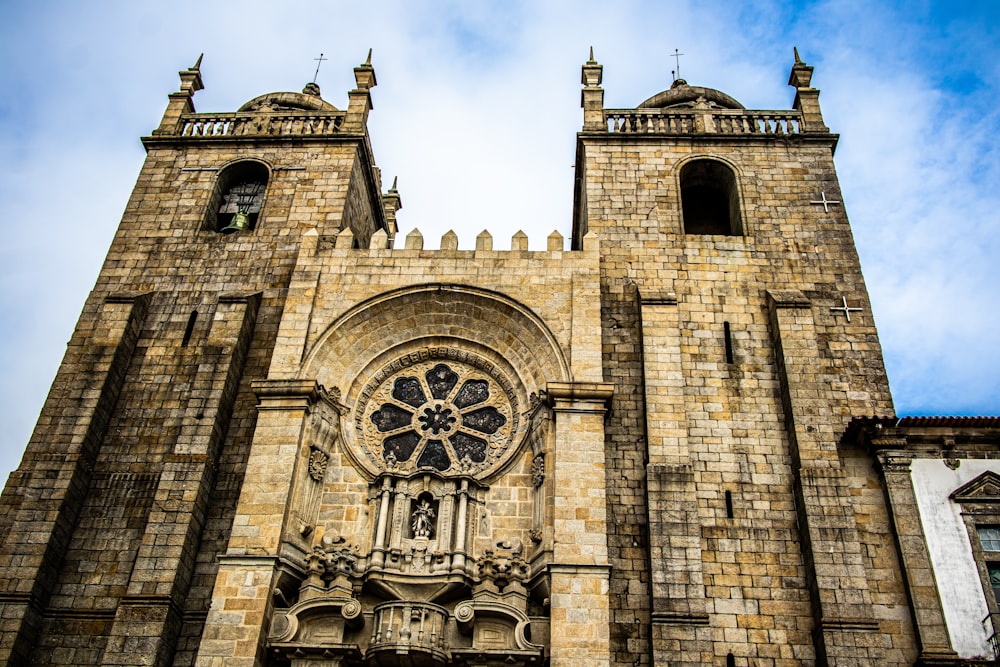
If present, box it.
[0,55,395,665]
[574,51,913,666]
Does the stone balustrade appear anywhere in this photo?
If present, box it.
[368,601,450,661]
[603,109,802,135]
[175,112,346,137]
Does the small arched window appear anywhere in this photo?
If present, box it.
[680,159,741,235]
[206,161,269,233]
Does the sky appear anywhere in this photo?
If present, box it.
[0,1,998,482]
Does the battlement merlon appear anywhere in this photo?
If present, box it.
[328,227,598,255]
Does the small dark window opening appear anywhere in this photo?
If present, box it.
[206,161,269,233]
[182,310,198,347]
[726,653,736,667]
[723,321,734,364]
[725,490,734,519]
[989,563,1000,603]
[681,159,741,235]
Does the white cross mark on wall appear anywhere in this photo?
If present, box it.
[810,191,841,213]
[830,296,862,322]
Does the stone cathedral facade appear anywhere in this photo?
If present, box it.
[1,51,999,667]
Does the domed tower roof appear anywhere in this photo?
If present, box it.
[638,78,744,110]
[238,83,339,112]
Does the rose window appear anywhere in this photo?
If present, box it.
[357,355,519,475]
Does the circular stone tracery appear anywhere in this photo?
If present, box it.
[357,355,519,476]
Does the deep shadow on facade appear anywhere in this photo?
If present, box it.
[1,51,999,667]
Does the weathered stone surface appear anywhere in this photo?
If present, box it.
[0,51,993,667]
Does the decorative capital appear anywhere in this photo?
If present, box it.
[875,451,913,475]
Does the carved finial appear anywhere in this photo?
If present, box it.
[365,48,373,65]
[794,46,802,64]
[588,46,595,63]
[390,176,398,191]
[193,53,204,70]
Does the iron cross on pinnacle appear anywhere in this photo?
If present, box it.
[312,53,327,84]
[830,297,862,322]
[671,48,685,80]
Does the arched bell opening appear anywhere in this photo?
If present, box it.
[680,159,742,236]
[205,160,270,234]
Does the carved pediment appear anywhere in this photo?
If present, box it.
[951,470,1000,503]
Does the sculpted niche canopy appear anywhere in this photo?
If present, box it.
[0,49,998,667]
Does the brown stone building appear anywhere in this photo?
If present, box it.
[1,51,998,666]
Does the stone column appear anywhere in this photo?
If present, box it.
[193,379,325,667]
[874,447,958,663]
[547,381,613,667]
[767,289,883,665]
[639,294,712,666]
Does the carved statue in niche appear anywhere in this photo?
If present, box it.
[411,499,436,538]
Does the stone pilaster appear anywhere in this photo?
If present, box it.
[547,381,613,667]
[640,294,711,666]
[768,289,883,665]
[873,448,959,664]
[194,379,327,667]
[101,293,260,666]
[0,293,150,665]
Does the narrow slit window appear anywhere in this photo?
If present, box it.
[724,321,734,364]
[725,490,734,519]
[182,310,198,347]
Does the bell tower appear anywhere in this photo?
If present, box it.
[0,54,395,665]
[575,51,904,666]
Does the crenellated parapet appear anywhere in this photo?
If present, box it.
[327,227,595,254]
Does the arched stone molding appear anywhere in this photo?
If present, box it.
[302,284,571,399]
[672,153,749,236]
